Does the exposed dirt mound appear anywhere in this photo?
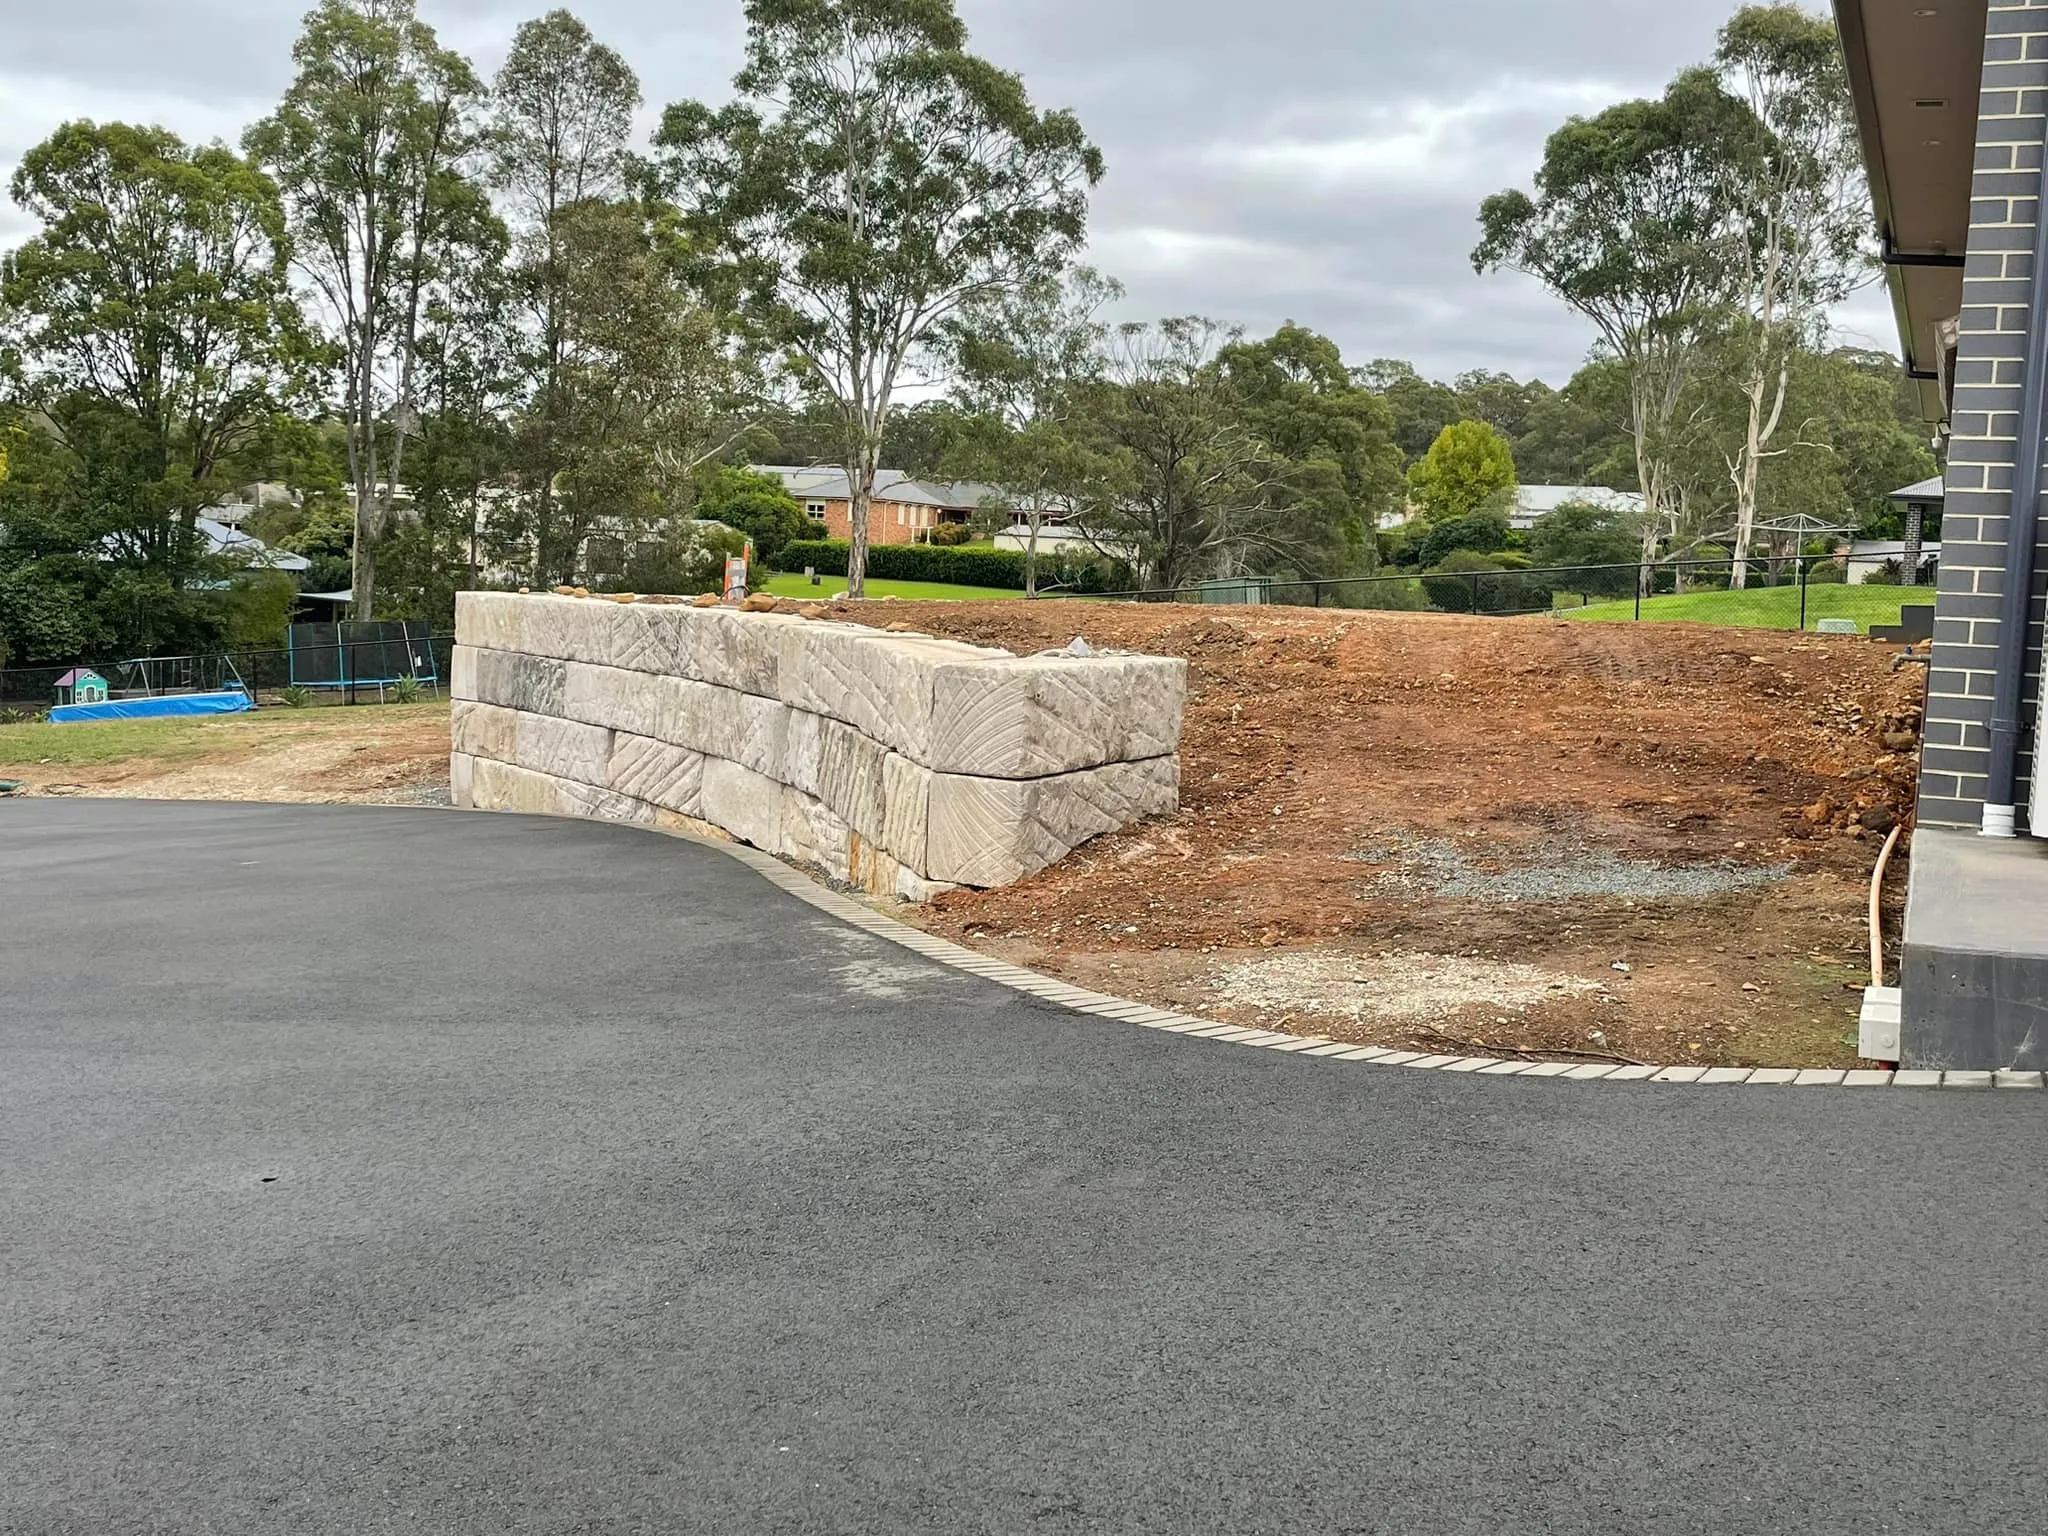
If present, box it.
[805,600,1924,1069]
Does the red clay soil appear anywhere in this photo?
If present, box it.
[802,599,1927,1070]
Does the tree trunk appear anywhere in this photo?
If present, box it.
[1025,504,1041,598]
[847,457,874,600]
[1728,350,1787,592]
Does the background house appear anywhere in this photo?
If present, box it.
[1509,485,1646,533]
[760,467,1008,546]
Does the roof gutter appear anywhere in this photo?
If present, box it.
[1983,150,2048,838]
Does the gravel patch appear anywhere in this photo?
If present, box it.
[1209,949,1601,1025]
[375,785,453,808]
[1348,834,1792,903]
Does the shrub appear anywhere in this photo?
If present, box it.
[773,538,1129,593]
[1416,510,1513,570]
[1421,550,1502,613]
[1331,576,1428,611]
[279,685,312,709]
[693,466,811,564]
[392,676,423,704]
[926,522,978,547]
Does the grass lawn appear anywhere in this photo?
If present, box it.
[757,572,1022,603]
[1556,582,1938,634]
[0,700,450,773]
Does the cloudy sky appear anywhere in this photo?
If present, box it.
[1,0,1897,385]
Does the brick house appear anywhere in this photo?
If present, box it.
[761,467,1003,548]
[1837,0,2048,1068]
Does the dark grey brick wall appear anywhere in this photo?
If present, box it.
[1927,0,2048,830]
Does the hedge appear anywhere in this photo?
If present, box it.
[775,539,1130,594]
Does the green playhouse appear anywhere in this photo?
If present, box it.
[53,669,109,707]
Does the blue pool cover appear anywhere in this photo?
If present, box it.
[51,691,253,724]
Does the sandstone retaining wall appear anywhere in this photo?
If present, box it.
[451,593,1186,897]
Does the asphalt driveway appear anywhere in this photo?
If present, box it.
[3,799,2044,1535]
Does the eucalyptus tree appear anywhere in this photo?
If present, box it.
[1712,4,1870,585]
[1475,69,1752,579]
[491,9,642,580]
[951,267,1123,595]
[652,0,1103,596]
[246,0,493,619]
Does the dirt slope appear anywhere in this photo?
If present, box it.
[806,600,1925,1069]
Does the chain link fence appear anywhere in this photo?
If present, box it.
[1072,554,1941,634]
[2,634,456,712]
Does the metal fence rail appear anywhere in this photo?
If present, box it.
[2,635,457,710]
[1066,554,1940,631]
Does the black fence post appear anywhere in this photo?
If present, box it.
[1635,565,1644,623]
[1797,557,1809,632]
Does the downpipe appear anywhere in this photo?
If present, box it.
[1982,150,2048,837]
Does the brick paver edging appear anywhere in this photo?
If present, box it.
[487,808,2048,1092]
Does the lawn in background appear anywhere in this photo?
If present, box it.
[1557,583,1938,634]
[0,700,450,773]
[757,572,1020,602]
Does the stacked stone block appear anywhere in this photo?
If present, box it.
[450,593,1186,896]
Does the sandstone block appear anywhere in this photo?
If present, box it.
[470,650,568,718]
[699,757,787,855]
[925,756,1180,888]
[880,753,930,868]
[470,757,656,825]
[455,593,524,654]
[450,699,517,763]
[514,711,613,787]
[609,602,693,677]
[450,751,475,809]
[517,594,619,666]
[686,608,802,697]
[780,794,854,883]
[654,807,730,841]
[783,710,888,843]
[451,644,480,702]
[562,663,701,741]
[778,623,1006,761]
[927,655,1188,778]
[693,688,792,781]
[607,734,707,816]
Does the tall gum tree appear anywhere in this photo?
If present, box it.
[246,0,490,620]
[651,0,1103,598]
[1475,70,1752,589]
[1712,4,1870,586]
[491,9,642,585]
[951,266,1123,596]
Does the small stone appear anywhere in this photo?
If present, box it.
[691,594,721,609]
[740,592,780,613]
[1860,806,1898,833]
[1741,982,1761,993]
[1881,731,1920,753]
[1802,798,1836,826]
[552,585,578,596]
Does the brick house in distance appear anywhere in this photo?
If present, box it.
[1837,0,2048,1069]
[761,467,1003,548]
